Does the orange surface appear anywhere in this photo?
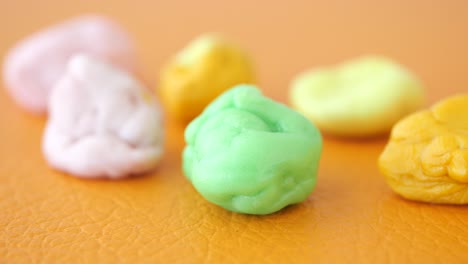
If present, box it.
[1,1,468,263]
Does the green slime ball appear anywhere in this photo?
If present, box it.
[183,85,322,215]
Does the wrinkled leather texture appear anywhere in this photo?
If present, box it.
[1,1,468,263]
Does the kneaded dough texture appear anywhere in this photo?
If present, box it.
[159,34,255,122]
[183,85,322,215]
[43,54,163,179]
[379,95,468,204]
[3,15,137,114]
[290,56,424,137]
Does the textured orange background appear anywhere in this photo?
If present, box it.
[1,1,468,263]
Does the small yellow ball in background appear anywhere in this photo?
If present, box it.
[159,33,255,123]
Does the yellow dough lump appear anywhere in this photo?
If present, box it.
[379,95,468,204]
[159,34,255,122]
[290,56,425,137]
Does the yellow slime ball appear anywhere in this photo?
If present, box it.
[290,56,424,137]
[159,34,255,122]
[379,95,468,204]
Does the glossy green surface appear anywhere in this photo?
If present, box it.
[183,85,322,215]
